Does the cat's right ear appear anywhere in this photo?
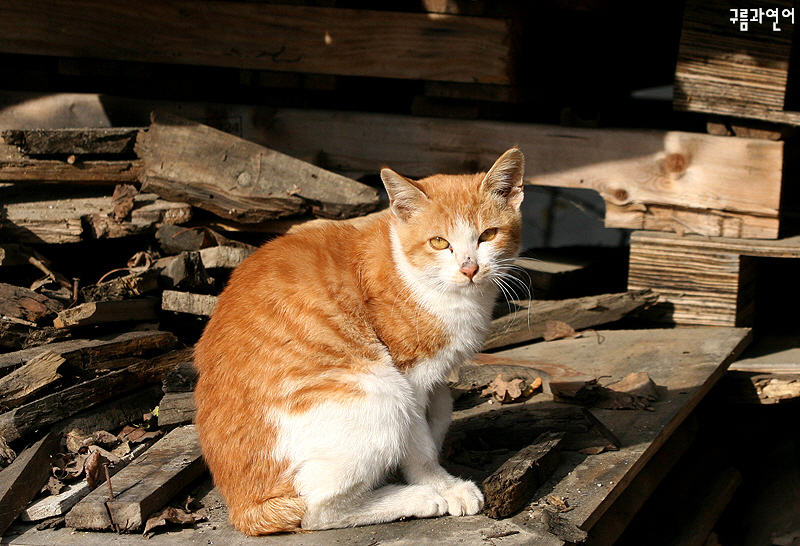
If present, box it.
[381,168,429,222]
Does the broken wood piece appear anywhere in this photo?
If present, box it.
[0,431,60,535]
[0,321,71,352]
[0,282,64,324]
[22,440,153,522]
[199,245,254,270]
[161,291,218,317]
[53,298,157,329]
[483,290,657,350]
[66,425,205,532]
[0,347,192,444]
[2,127,139,156]
[0,330,178,376]
[153,251,215,292]
[162,361,198,393]
[136,111,380,223]
[80,271,158,302]
[483,431,564,519]
[0,189,192,244]
[0,350,64,410]
[157,392,196,427]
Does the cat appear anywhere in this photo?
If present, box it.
[193,148,525,536]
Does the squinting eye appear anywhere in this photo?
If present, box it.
[479,228,498,243]
[429,237,450,250]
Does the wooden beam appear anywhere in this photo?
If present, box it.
[53,299,157,329]
[256,109,785,239]
[0,1,514,84]
[0,431,61,535]
[136,112,380,223]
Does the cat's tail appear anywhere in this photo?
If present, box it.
[229,496,306,536]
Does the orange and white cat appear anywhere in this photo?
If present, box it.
[193,148,525,535]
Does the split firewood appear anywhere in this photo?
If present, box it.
[0,431,61,536]
[0,350,64,410]
[0,330,178,376]
[136,111,380,223]
[66,425,205,532]
[483,431,564,519]
[53,299,158,329]
[199,245,254,270]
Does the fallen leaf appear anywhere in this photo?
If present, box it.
[481,375,539,404]
[84,450,110,490]
[143,506,206,537]
[41,476,65,495]
[543,321,581,342]
[118,425,163,444]
[111,184,137,221]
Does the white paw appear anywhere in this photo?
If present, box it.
[407,485,449,519]
[441,479,484,516]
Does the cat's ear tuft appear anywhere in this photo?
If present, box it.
[381,168,429,222]
[482,148,525,210]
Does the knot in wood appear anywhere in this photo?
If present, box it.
[660,153,688,176]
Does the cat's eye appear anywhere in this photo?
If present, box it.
[429,237,450,250]
[479,228,498,243]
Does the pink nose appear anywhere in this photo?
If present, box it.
[460,263,479,280]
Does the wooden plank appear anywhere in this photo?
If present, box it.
[0,139,140,185]
[0,431,60,535]
[483,432,564,519]
[0,282,64,324]
[2,127,139,156]
[0,348,192,443]
[256,109,785,239]
[628,231,800,326]
[0,1,514,84]
[0,330,178,376]
[0,189,192,244]
[157,392,196,427]
[66,425,205,532]
[673,0,800,125]
[53,299,157,329]
[136,112,380,223]
[484,290,657,350]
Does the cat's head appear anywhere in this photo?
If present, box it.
[381,148,524,292]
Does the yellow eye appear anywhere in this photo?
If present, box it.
[429,237,450,250]
[479,228,498,242]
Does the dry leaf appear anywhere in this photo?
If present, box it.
[41,476,65,496]
[543,321,581,342]
[143,506,206,537]
[481,374,540,404]
[111,184,137,221]
[84,450,110,490]
[118,425,162,444]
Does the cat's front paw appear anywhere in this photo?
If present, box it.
[407,485,449,519]
[441,479,484,516]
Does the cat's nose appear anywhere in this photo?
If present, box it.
[460,263,479,280]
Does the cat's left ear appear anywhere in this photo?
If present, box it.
[481,148,525,210]
[381,168,430,222]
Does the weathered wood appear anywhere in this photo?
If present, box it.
[0,1,514,84]
[153,251,215,292]
[628,231,800,326]
[483,290,657,350]
[674,0,800,125]
[0,347,192,443]
[22,440,153,522]
[0,189,192,244]
[161,291,217,317]
[157,392,196,427]
[0,139,140,185]
[256,108,785,238]
[51,385,162,438]
[2,127,139,156]
[0,431,60,536]
[0,322,71,352]
[53,299,157,329]
[162,361,198,394]
[483,431,564,519]
[0,351,64,410]
[81,271,158,303]
[0,330,178,376]
[66,425,205,532]
[199,245,254,270]
[0,283,64,324]
[136,112,380,223]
